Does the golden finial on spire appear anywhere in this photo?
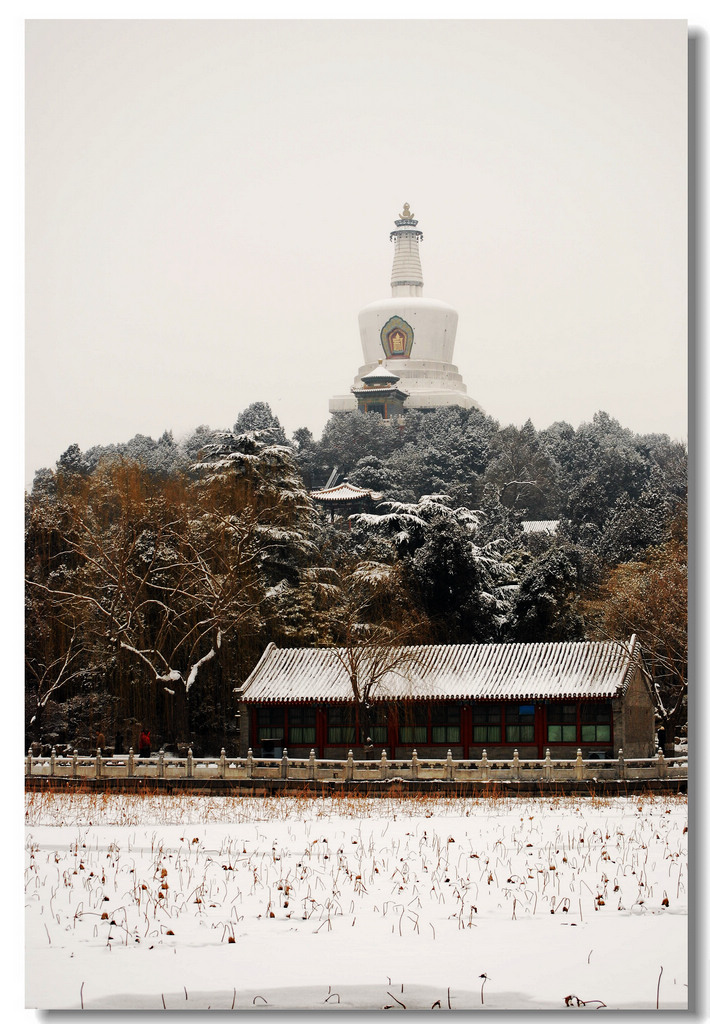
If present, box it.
[400,202,412,219]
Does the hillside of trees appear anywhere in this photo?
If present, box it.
[25,401,687,756]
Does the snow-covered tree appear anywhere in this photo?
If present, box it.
[587,508,687,748]
[483,420,562,518]
[57,442,88,478]
[512,548,585,642]
[233,401,288,445]
[597,490,670,565]
[26,448,314,741]
[351,494,518,642]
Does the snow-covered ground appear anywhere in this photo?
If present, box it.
[25,792,687,1011]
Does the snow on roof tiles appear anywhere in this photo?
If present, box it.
[360,364,402,382]
[521,520,560,534]
[310,482,382,502]
[241,637,640,704]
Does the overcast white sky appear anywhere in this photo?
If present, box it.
[25,18,687,485]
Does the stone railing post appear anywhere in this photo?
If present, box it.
[95,748,101,779]
[380,750,388,779]
[309,749,318,780]
[26,747,32,777]
[411,749,419,779]
[186,748,193,779]
[127,747,135,777]
[246,748,253,779]
[446,749,454,782]
[49,746,56,777]
[480,749,489,781]
[72,749,79,778]
[574,748,584,781]
[158,750,166,779]
[345,749,353,781]
[617,749,625,780]
[281,748,289,779]
[656,749,666,779]
[512,749,520,781]
[219,748,226,779]
[544,748,552,782]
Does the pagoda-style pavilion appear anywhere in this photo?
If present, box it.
[351,361,408,418]
[310,481,383,521]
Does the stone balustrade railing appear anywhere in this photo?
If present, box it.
[25,746,688,784]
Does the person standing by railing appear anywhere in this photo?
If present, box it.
[139,729,151,758]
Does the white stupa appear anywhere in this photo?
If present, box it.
[329,203,481,414]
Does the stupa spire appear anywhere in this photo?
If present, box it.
[390,203,423,297]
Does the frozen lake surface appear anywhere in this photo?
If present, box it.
[25,791,687,1010]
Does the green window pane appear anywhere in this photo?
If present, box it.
[289,727,316,745]
[508,724,534,742]
[259,727,283,741]
[596,725,611,742]
[548,725,562,743]
[328,727,355,744]
[431,725,460,744]
[400,725,427,744]
[581,724,595,742]
[562,725,577,742]
[474,725,501,743]
[257,707,285,740]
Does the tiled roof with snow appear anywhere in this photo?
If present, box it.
[310,482,382,503]
[360,365,402,383]
[240,637,640,704]
[521,520,560,534]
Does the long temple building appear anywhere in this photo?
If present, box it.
[330,204,481,416]
[236,636,655,761]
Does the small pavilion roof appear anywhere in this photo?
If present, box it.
[310,481,383,504]
[360,363,402,385]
